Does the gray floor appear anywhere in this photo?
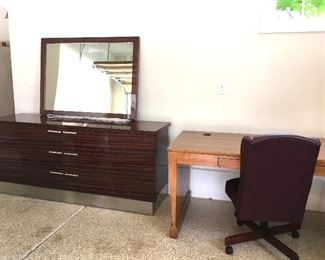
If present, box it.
[0,193,324,260]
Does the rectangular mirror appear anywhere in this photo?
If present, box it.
[40,37,139,120]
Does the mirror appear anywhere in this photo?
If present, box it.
[40,37,139,120]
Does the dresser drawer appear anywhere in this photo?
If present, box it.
[63,163,155,201]
[45,129,156,164]
[0,124,61,150]
[110,163,156,201]
[64,170,114,195]
[0,160,65,189]
[109,132,156,152]
[107,132,156,164]
[58,147,155,164]
[62,162,155,182]
[46,127,109,145]
[46,126,109,157]
[0,146,64,164]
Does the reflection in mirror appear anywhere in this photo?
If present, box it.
[0,6,15,116]
[41,37,139,120]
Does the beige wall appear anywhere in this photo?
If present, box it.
[3,0,325,210]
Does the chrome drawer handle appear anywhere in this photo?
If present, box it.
[47,130,61,134]
[50,171,64,175]
[48,151,63,155]
[63,131,77,135]
[65,173,79,177]
[63,152,79,156]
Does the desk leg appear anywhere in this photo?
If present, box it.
[169,151,191,239]
[169,151,178,238]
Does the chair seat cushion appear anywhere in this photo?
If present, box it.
[225,178,239,208]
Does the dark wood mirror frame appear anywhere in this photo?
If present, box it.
[40,36,140,120]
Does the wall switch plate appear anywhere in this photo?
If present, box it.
[218,84,227,95]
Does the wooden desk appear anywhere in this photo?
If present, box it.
[168,131,325,238]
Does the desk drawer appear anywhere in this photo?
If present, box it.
[217,157,240,169]
[315,162,325,176]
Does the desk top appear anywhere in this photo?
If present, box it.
[168,131,244,157]
[168,131,325,168]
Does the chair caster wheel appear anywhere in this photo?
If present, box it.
[225,245,233,255]
[291,230,300,238]
[237,219,244,226]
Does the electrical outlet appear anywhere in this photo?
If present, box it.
[218,84,227,95]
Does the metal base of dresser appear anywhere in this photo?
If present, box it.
[0,182,168,215]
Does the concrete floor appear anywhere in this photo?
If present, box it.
[1,193,324,259]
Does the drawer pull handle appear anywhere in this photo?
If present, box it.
[63,152,79,156]
[48,151,63,155]
[63,131,77,135]
[47,130,61,134]
[65,173,79,177]
[50,171,64,175]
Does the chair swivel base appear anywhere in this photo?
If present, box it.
[225,221,301,260]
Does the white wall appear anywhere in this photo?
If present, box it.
[2,0,325,210]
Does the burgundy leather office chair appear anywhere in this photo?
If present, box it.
[225,135,320,259]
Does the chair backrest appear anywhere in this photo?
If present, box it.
[237,135,320,224]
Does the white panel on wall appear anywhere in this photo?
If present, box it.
[0,6,9,42]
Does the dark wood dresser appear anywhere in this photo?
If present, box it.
[0,113,170,214]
